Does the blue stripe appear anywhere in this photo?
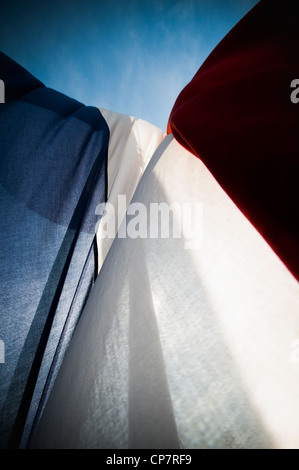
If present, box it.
[0,52,109,448]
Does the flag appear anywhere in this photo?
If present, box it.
[1,0,299,450]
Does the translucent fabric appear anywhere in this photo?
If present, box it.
[31,135,299,449]
[96,108,165,271]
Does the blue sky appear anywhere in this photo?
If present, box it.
[0,0,259,131]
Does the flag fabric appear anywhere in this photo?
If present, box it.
[168,0,299,282]
[30,132,299,449]
[0,51,109,448]
[1,0,299,450]
[0,52,165,449]
[96,107,165,272]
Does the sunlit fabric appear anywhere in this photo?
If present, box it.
[30,135,299,449]
[0,52,109,448]
[1,0,299,451]
[96,108,165,271]
[168,0,299,282]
